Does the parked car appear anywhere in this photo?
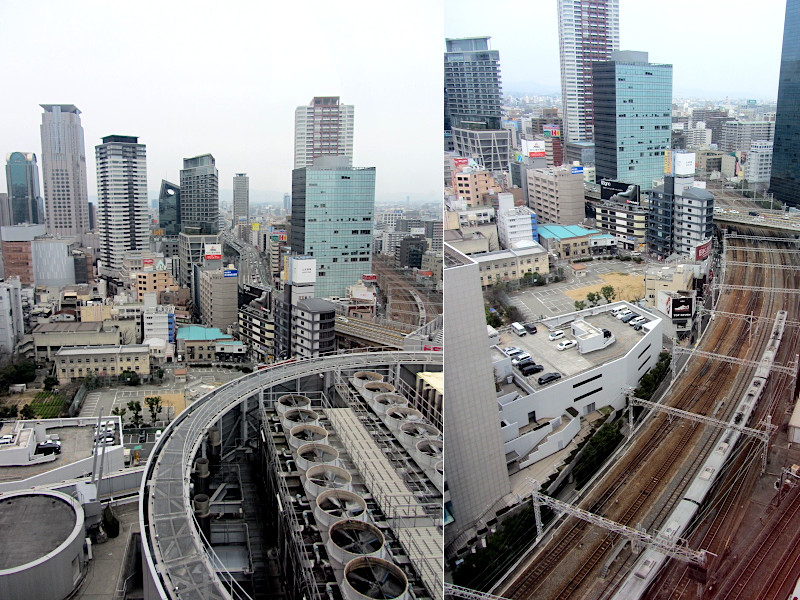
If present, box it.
[616,310,633,320]
[35,441,61,455]
[557,340,577,351]
[524,323,538,334]
[620,313,637,323]
[511,353,531,365]
[537,372,562,385]
[548,330,565,341]
[521,363,544,376]
[138,431,147,443]
[633,323,643,331]
[630,316,647,326]
[515,357,534,369]
[0,434,13,445]
[504,346,522,356]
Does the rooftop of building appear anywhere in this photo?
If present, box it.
[493,302,660,385]
[537,224,600,240]
[471,243,548,263]
[33,322,106,334]
[176,325,232,341]
[55,345,150,356]
[296,298,336,313]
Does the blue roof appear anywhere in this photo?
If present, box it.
[537,224,600,240]
[176,325,232,341]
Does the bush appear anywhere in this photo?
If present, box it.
[573,422,624,488]
[241,366,252,373]
[634,351,671,401]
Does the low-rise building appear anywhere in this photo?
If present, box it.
[176,325,245,363]
[33,322,120,363]
[537,224,615,259]
[594,200,648,252]
[55,344,150,384]
[472,242,550,288]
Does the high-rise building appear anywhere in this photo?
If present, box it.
[445,37,511,173]
[720,120,775,153]
[179,154,218,234]
[557,0,620,143]
[232,173,249,226]
[39,104,90,236]
[4,152,44,226]
[283,192,291,214]
[294,97,354,169]
[0,277,24,356]
[444,37,502,130]
[593,51,672,190]
[290,157,374,298]
[158,180,180,237]
[96,135,148,277]
[770,0,800,206]
[527,165,586,225]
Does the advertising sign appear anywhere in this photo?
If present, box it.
[543,125,561,138]
[251,222,260,231]
[204,244,222,260]
[664,151,674,176]
[571,166,584,175]
[362,274,378,282]
[671,296,694,317]
[224,269,238,278]
[423,345,443,352]
[600,180,640,204]
[454,158,469,168]
[289,257,316,285]
[143,258,154,266]
[523,139,546,158]
[674,152,696,176]
[695,239,712,261]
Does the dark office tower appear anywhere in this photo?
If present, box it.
[158,180,181,237]
[445,37,510,172]
[593,51,672,190]
[770,0,800,207]
[558,0,620,144]
[5,152,44,226]
[179,154,218,234]
[40,104,90,236]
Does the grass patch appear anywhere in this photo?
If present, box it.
[31,391,68,418]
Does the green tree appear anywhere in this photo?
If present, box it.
[586,291,601,307]
[485,307,502,328]
[121,371,140,386]
[20,404,36,419]
[574,300,586,311]
[145,396,163,425]
[127,400,143,428]
[600,285,616,304]
[43,375,58,391]
[111,406,127,419]
[505,306,523,324]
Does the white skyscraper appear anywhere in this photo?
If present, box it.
[95,135,148,277]
[232,173,249,225]
[40,104,91,236]
[557,0,620,143]
[293,96,354,169]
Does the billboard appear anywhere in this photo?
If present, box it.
[674,152,696,176]
[224,269,238,278]
[454,157,469,168]
[571,166,584,175]
[523,139,546,158]
[143,258,154,266]
[288,256,316,285]
[657,291,694,319]
[695,239,712,261]
[362,274,377,282]
[251,222,260,231]
[600,179,640,204]
[204,244,222,260]
[664,151,674,176]
[543,125,561,138]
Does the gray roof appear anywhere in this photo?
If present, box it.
[296,298,336,313]
[681,187,714,200]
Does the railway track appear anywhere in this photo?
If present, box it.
[500,227,797,600]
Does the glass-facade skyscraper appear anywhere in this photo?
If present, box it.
[770,0,800,207]
[290,157,375,299]
[179,154,218,234]
[593,51,672,191]
[4,152,44,226]
[444,37,502,130]
[158,180,181,237]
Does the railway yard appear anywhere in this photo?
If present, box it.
[494,225,800,600]
[373,256,442,327]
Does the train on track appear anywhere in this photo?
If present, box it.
[613,310,788,599]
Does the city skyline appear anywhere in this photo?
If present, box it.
[445,0,785,100]
[0,1,442,206]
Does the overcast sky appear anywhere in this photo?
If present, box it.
[445,0,786,101]
[0,1,442,206]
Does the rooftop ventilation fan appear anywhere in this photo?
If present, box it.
[304,464,352,498]
[315,489,367,528]
[297,443,339,472]
[277,394,311,416]
[328,520,385,568]
[343,557,409,600]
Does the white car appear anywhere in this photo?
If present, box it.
[630,316,647,326]
[511,353,531,365]
[548,330,565,341]
[616,310,633,320]
[504,346,522,356]
[0,434,13,445]
[557,340,577,351]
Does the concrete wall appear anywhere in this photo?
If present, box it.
[520,415,580,468]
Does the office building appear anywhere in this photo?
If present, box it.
[158,180,180,237]
[557,0,620,143]
[290,157,375,298]
[445,37,510,173]
[39,104,90,236]
[444,37,502,130]
[452,166,502,207]
[745,140,774,184]
[283,192,291,214]
[233,173,249,225]
[444,244,511,547]
[720,120,775,153]
[527,165,586,225]
[177,232,222,289]
[0,278,24,356]
[395,235,428,269]
[179,154,219,234]
[5,152,44,226]
[294,96,354,169]
[497,193,538,249]
[95,136,148,277]
[771,0,800,209]
[593,51,672,190]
